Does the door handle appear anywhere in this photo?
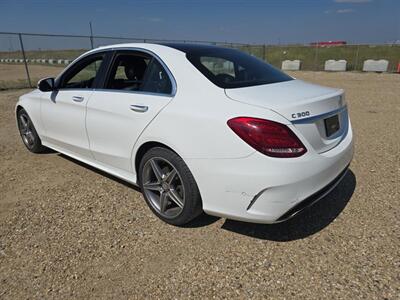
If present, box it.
[130,104,148,113]
[72,96,84,102]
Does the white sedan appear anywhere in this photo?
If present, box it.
[16,43,353,225]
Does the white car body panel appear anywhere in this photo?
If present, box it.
[42,139,137,184]
[16,43,354,224]
[225,79,341,121]
[40,89,93,158]
[86,91,172,172]
[225,80,349,153]
[186,121,353,223]
[17,90,43,135]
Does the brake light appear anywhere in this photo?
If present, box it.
[227,117,307,158]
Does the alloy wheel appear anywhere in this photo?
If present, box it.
[18,114,36,148]
[142,157,185,219]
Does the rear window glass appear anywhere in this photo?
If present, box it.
[186,48,293,89]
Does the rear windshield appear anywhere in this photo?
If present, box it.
[185,47,293,89]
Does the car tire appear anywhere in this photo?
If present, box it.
[17,108,47,153]
[139,147,203,226]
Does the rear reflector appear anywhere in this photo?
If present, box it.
[227,117,307,158]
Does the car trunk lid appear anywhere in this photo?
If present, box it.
[225,79,349,153]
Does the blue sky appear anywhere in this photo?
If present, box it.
[0,0,399,45]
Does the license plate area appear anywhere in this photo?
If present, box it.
[324,114,340,137]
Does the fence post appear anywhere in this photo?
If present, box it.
[263,44,266,61]
[313,42,319,71]
[89,22,94,49]
[354,45,360,71]
[18,33,32,88]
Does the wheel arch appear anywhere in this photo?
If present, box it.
[133,140,204,219]
[15,93,44,137]
[15,105,26,128]
[134,141,177,181]
[16,104,24,113]
[133,141,203,204]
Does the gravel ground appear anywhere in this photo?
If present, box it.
[0,71,399,299]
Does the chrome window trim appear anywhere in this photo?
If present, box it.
[55,47,177,97]
[53,88,96,92]
[53,88,173,98]
[92,88,173,98]
[55,49,109,87]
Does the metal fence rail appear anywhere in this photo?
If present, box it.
[0,31,399,90]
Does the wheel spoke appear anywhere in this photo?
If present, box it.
[143,181,161,192]
[164,169,177,184]
[168,189,184,208]
[159,191,168,213]
[20,116,28,128]
[25,132,35,145]
[149,159,164,182]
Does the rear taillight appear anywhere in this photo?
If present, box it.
[227,117,307,158]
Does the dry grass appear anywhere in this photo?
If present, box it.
[0,64,64,89]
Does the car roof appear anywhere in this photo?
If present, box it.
[92,42,224,54]
[160,43,223,53]
[94,43,164,51]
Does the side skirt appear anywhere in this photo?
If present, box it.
[42,140,138,186]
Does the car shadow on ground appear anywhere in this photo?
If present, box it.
[220,170,356,241]
[58,153,224,227]
[36,147,57,154]
[59,153,221,227]
[59,154,141,192]
[57,152,356,239]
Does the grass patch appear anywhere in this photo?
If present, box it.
[241,44,400,72]
[0,44,399,77]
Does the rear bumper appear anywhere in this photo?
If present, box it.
[275,165,349,222]
[186,121,354,224]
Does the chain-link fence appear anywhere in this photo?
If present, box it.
[1,31,399,89]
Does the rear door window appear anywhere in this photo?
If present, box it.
[105,51,172,95]
[106,53,150,91]
[141,59,172,94]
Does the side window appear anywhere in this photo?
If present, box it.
[61,55,104,89]
[200,57,235,77]
[106,54,150,91]
[141,59,172,94]
[106,52,172,95]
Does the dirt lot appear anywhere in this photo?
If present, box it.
[0,72,399,299]
[0,64,64,89]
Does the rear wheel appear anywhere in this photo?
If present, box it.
[17,108,46,153]
[139,147,202,225]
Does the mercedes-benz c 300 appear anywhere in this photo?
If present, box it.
[16,43,353,225]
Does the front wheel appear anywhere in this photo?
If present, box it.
[17,108,47,153]
[139,147,202,226]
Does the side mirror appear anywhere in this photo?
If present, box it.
[38,77,55,92]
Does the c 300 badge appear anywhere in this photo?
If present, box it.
[291,111,310,119]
